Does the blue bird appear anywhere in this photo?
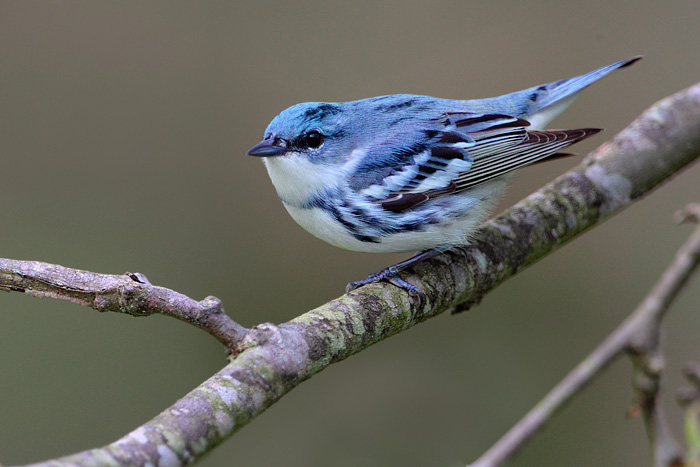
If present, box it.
[248,57,641,295]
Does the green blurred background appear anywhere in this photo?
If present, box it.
[1,2,699,466]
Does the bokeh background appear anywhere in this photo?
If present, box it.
[2,2,699,466]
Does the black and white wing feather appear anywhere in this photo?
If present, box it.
[368,112,600,212]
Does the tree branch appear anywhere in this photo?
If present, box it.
[0,260,248,352]
[5,82,700,466]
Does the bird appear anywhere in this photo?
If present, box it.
[247,56,642,296]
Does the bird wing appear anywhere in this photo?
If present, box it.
[361,112,600,213]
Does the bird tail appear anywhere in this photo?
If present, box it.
[528,56,642,112]
[473,56,642,129]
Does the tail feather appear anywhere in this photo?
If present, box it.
[532,56,642,111]
[469,56,642,129]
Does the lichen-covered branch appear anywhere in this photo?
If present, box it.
[0,260,248,351]
[8,82,700,466]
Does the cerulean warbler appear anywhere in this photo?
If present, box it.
[248,57,641,295]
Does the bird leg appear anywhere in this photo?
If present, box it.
[345,249,441,296]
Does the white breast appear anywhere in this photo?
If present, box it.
[263,154,344,207]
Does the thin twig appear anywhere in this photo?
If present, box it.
[0,259,248,353]
[470,208,700,467]
[629,204,700,467]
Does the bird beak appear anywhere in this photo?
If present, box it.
[247,139,287,157]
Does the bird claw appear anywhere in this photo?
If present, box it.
[345,249,441,306]
[345,268,426,307]
[345,276,378,294]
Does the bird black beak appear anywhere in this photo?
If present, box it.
[247,139,287,157]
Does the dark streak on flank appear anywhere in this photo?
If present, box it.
[306,192,380,243]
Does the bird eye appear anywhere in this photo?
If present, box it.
[304,130,324,149]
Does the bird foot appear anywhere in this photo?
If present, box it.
[345,250,442,307]
[345,266,421,295]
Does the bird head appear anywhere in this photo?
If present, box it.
[247,102,359,165]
